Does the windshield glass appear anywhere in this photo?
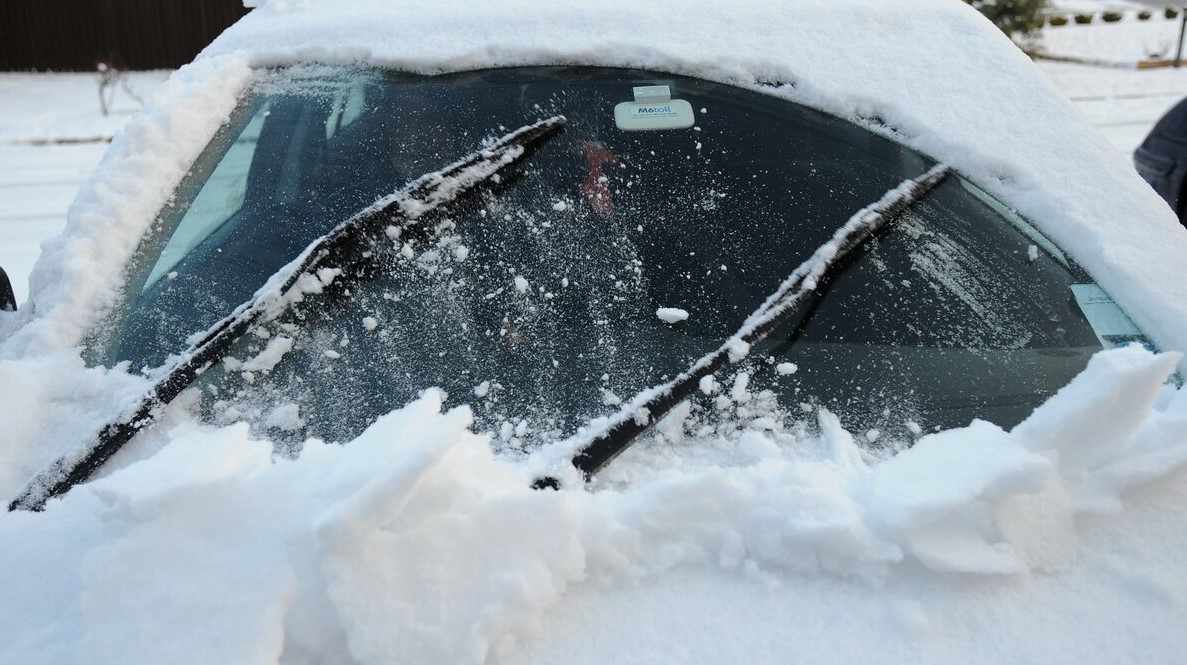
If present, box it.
[103,65,1145,450]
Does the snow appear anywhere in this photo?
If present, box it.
[0,72,168,306]
[10,115,561,509]
[1051,0,1177,15]
[197,0,1187,358]
[655,307,689,324]
[776,362,798,375]
[1035,4,1187,154]
[240,335,295,373]
[725,339,750,363]
[192,0,1187,359]
[1,57,253,358]
[264,402,304,431]
[1042,11,1186,63]
[2,348,1185,664]
[1041,59,1187,153]
[0,71,169,145]
[2,1,1187,663]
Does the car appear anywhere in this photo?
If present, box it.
[2,1,1187,663]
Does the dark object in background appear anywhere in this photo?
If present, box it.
[0,0,249,72]
[1134,97,1187,227]
[0,266,16,312]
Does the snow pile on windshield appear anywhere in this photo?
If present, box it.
[1,346,1186,664]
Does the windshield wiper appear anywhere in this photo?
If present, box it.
[539,163,951,488]
[11,116,567,512]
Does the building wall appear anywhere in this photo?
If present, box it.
[0,0,250,71]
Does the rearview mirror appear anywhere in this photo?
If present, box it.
[0,266,16,312]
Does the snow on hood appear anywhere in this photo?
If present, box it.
[3,1,1187,663]
[2,347,1187,664]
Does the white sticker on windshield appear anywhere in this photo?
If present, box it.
[1070,284,1155,351]
[615,85,696,131]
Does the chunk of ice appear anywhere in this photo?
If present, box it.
[656,307,689,324]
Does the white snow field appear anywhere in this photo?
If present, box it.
[0,71,169,303]
[0,143,106,303]
[2,2,1187,664]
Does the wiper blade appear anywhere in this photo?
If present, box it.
[542,164,951,487]
[11,115,567,512]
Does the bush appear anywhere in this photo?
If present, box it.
[1102,11,1123,22]
[964,0,1049,39]
[1048,14,1069,26]
[1167,8,1180,20]
[1138,10,1152,21]
[1074,13,1094,24]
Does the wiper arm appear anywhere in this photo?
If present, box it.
[542,164,951,488]
[11,115,567,512]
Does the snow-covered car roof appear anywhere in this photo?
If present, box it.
[3,2,1187,664]
[200,0,1187,356]
[10,0,1187,368]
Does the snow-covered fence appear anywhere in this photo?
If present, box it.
[0,0,248,71]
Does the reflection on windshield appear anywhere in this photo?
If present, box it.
[109,66,1112,450]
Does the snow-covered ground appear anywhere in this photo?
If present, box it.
[1042,61,1187,150]
[0,71,168,304]
[0,144,105,302]
[1051,0,1179,15]
[1043,10,1187,63]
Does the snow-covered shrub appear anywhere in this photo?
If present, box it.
[1048,14,1068,26]
[1074,13,1094,24]
[1101,11,1123,23]
[1167,8,1179,20]
[1138,10,1152,21]
[964,0,1048,39]
[1146,40,1171,60]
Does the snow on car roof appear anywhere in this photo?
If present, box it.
[8,0,1187,367]
[197,0,1187,359]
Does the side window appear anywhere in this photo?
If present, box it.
[142,104,270,291]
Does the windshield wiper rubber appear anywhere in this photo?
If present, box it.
[537,163,952,489]
[10,116,567,512]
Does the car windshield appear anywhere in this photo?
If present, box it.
[102,65,1148,451]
